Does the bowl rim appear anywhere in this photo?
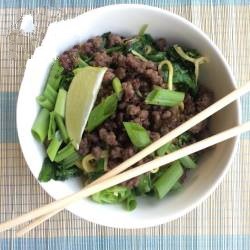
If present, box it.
[16,4,241,228]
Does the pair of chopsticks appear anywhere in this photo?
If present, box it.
[1,82,250,237]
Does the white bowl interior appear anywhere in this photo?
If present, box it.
[16,5,239,228]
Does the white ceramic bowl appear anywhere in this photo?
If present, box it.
[16,4,240,228]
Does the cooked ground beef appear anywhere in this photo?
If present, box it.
[60,33,213,185]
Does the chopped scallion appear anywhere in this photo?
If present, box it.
[31,108,50,143]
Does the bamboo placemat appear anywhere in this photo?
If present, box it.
[0,1,250,249]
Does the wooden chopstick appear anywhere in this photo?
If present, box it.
[1,82,249,235]
[15,82,250,236]
[2,120,250,234]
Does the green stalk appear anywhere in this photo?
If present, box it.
[124,194,137,211]
[60,151,81,168]
[54,88,67,118]
[31,108,50,142]
[43,84,58,104]
[138,24,148,36]
[78,58,88,68]
[154,161,183,199]
[54,143,76,162]
[157,143,196,169]
[112,77,122,99]
[48,112,56,141]
[145,88,185,107]
[36,95,54,111]
[47,131,63,161]
[47,60,64,91]
[55,113,69,143]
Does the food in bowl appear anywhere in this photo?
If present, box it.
[31,25,213,211]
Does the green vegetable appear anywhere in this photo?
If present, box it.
[60,72,74,91]
[46,60,64,91]
[38,157,56,182]
[165,46,198,92]
[54,88,67,118]
[145,88,185,107]
[156,143,196,169]
[86,94,118,132]
[171,181,182,191]
[124,194,137,211]
[106,46,124,53]
[87,156,108,181]
[48,112,56,140]
[31,108,50,142]
[123,122,151,148]
[91,185,132,204]
[43,84,58,104]
[173,44,207,83]
[131,50,148,62]
[136,174,152,195]
[55,166,81,181]
[54,143,75,162]
[60,151,81,169]
[47,131,63,161]
[78,58,88,67]
[138,24,148,36]
[127,34,154,54]
[36,95,54,111]
[156,143,172,156]
[173,63,196,91]
[112,77,122,99]
[55,114,69,143]
[154,161,184,199]
[38,157,81,182]
[146,52,165,62]
[177,132,192,147]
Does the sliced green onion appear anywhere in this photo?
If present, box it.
[171,181,182,191]
[46,60,64,91]
[54,88,67,118]
[131,50,148,62]
[91,185,131,204]
[31,108,50,142]
[54,113,69,143]
[156,143,196,169]
[112,77,122,99]
[123,122,151,149]
[60,151,81,169]
[78,58,88,68]
[47,131,63,161]
[48,111,56,140]
[36,95,54,111]
[136,174,152,195]
[86,94,118,132]
[138,24,148,36]
[154,161,184,199]
[81,154,96,173]
[178,154,197,169]
[124,194,137,211]
[156,143,172,156]
[145,88,185,107]
[43,84,58,104]
[54,143,75,162]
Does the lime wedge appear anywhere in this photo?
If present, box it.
[65,66,107,149]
